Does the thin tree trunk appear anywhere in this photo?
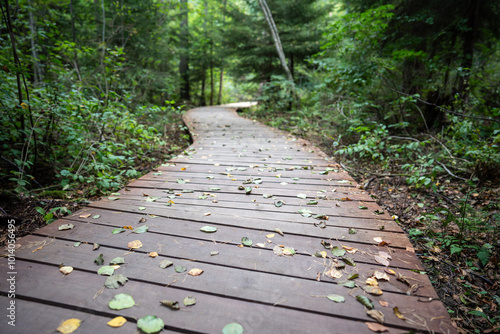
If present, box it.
[217,0,227,105]
[258,0,293,83]
[209,39,214,105]
[27,0,42,83]
[179,0,190,100]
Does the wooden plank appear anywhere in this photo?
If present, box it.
[0,260,421,334]
[2,245,452,333]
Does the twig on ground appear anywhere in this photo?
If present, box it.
[436,160,469,181]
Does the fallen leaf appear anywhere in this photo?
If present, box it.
[374,255,390,267]
[266,233,275,238]
[356,295,374,309]
[108,196,119,201]
[127,240,143,249]
[139,217,147,223]
[188,268,204,276]
[283,247,296,256]
[348,227,357,234]
[112,228,125,234]
[255,243,265,248]
[274,228,284,236]
[57,318,81,334]
[342,256,356,266]
[297,193,307,199]
[374,271,390,281]
[348,273,359,280]
[107,316,127,328]
[339,280,356,288]
[327,294,345,303]
[58,224,74,231]
[108,293,135,310]
[379,301,389,307]
[92,243,100,251]
[98,266,115,276]
[385,268,396,275]
[133,225,149,234]
[367,309,385,324]
[79,213,91,218]
[393,307,406,320]
[138,207,146,211]
[363,285,384,295]
[94,253,104,265]
[137,315,164,334]
[241,237,253,247]
[366,277,378,286]
[210,251,219,256]
[110,257,125,265]
[160,300,180,310]
[325,268,342,279]
[105,274,128,289]
[365,322,389,332]
[175,266,187,273]
[159,260,173,269]
[149,252,158,258]
[263,194,273,198]
[200,226,217,233]
[92,214,101,219]
[307,200,318,205]
[273,245,284,256]
[183,296,196,306]
[60,266,73,276]
[204,212,211,216]
[222,323,244,334]
[331,246,346,257]
[342,245,358,254]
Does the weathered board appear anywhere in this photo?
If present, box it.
[0,105,456,334]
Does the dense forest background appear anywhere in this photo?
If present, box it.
[1,0,499,332]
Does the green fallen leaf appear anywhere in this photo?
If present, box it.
[327,294,345,303]
[359,205,368,210]
[348,273,359,280]
[73,242,81,247]
[306,200,318,205]
[175,266,187,273]
[339,280,356,288]
[298,208,313,217]
[183,296,196,306]
[98,266,115,276]
[110,257,125,265]
[94,253,104,265]
[245,186,252,194]
[160,300,180,310]
[108,196,119,201]
[356,295,374,309]
[112,228,125,234]
[349,228,357,234]
[297,193,307,199]
[241,237,253,247]
[274,200,284,207]
[159,260,173,269]
[342,256,356,266]
[138,207,146,211]
[222,322,244,334]
[210,251,219,256]
[331,246,346,257]
[177,178,186,184]
[109,293,135,310]
[92,214,101,219]
[58,223,74,231]
[133,225,149,234]
[105,274,128,289]
[200,226,217,233]
[137,315,164,334]
[210,187,221,191]
[263,194,273,198]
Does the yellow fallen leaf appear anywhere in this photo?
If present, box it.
[188,268,204,276]
[59,266,73,276]
[373,237,383,243]
[319,251,327,258]
[266,233,275,238]
[149,252,158,258]
[57,318,81,334]
[366,277,378,286]
[385,268,396,275]
[342,245,358,254]
[379,300,389,307]
[127,240,143,249]
[107,316,127,328]
[123,225,133,230]
[393,307,406,320]
[110,265,121,270]
[181,167,186,170]
[79,213,91,218]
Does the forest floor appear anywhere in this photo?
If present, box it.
[1,106,498,334]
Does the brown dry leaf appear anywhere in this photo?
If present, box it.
[324,268,342,279]
[374,255,390,267]
[393,307,406,320]
[374,271,390,281]
[237,244,244,248]
[60,266,73,276]
[127,240,143,249]
[378,251,392,260]
[149,252,158,258]
[204,212,211,216]
[139,217,147,223]
[406,246,415,252]
[123,225,133,230]
[342,245,358,254]
[366,277,379,286]
[266,233,275,238]
[57,318,81,334]
[379,301,389,307]
[367,309,385,324]
[79,213,91,218]
[188,268,204,276]
[107,316,127,328]
[365,322,389,332]
[364,285,383,296]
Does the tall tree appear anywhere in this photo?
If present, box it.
[179,0,190,100]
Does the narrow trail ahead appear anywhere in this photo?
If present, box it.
[1,105,456,333]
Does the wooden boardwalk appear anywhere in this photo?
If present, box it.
[1,106,456,333]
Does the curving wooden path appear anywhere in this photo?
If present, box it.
[1,105,456,333]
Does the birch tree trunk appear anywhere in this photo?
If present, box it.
[258,0,293,83]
